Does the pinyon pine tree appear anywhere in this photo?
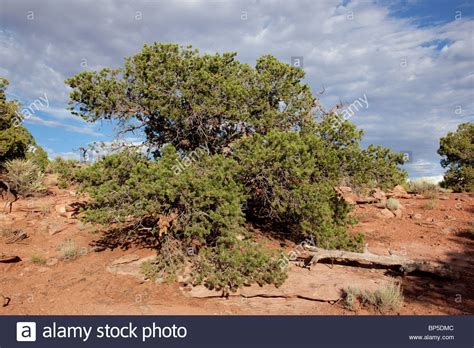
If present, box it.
[65,43,407,293]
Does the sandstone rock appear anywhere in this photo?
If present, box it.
[335,186,358,205]
[55,204,67,215]
[441,227,456,235]
[438,196,449,200]
[55,204,77,217]
[48,224,67,236]
[110,254,140,266]
[376,208,395,219]
[393,209,403,218]
[410,213,422,220]
[356,196,378,204]
[370,188,386,201]
[106,254,155,280]
[388,185,411,198]
[181,264,382,302]
[46,258,58,266]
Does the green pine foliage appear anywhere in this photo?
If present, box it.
[0,78,35,165]
[192,237,287,296]
[65,43,314,155]
[235,130,362,250]
[438,122,474,192]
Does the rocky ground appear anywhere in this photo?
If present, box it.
[0,177,473,315]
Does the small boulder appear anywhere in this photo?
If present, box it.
[370,188,386,201]
[55,204,66,213]
[388,185,411,198]
[106,254,156,281]
[55,204,77,217]
[376,208,395,219]
[335,186,358,205]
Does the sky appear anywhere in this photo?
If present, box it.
[0,0,473,180]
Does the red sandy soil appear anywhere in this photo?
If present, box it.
[1,178,472,315]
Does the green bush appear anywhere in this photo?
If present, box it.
[76,147,287,292]
[25,145,49,172]
[192,237,287,296]
[47,157,80,188]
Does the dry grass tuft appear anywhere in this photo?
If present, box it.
[58,239,78,260]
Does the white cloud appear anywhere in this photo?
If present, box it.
[0,0,472,178]
[26,115,103,136]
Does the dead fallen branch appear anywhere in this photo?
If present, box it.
[301,245,457,279]
[189,293,340,303]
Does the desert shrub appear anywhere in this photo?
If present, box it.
[30,254,47,265]
[77,147,245,238]
[385,198,400,211]
[25,145,49,172]
[345,281,403,312]
[78,148,284,292]
[423,190,438,200]
[438,123,474,192]
[0,226,16,237]
[4,159,46,195]
[58,239,77,259]
[235,130,363,251]
[343,286,360,310]
[361,281,403,311]
[47,157,80,188]
[407,180,439,199]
